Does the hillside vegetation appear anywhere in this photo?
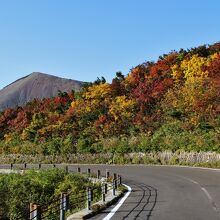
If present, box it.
[0,43,219,155]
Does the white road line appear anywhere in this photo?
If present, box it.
[201,187,212,201]
[103,183,132,220]
[201,187,220,216]
[181,176,213,201]
[182,176,199,185]
[180,175,220,216]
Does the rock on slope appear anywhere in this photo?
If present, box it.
[0,72,84,110]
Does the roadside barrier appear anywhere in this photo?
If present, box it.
[4,164,122,220]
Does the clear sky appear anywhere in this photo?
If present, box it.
[0,0,219,89]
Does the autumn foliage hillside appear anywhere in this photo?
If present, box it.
[0,43,220,155]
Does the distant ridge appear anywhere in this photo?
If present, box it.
[0,72,84,110]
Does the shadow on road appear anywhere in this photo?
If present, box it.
[120,182,158,220]
[92,181,158,220]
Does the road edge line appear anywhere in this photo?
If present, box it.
[103,183,132,220]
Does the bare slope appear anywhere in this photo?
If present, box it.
[0,72,83,110]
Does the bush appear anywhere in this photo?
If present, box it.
[0,169,93,220]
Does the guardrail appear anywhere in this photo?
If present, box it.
[1,164,122,220]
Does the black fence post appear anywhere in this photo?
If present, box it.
[24,163,27,170]
[38,164,41,169]
[87,187,92,210]
[112,180,115,196]
[106,170,110,179]
[77,167,81,173]
[118,175,122,185]
[87,168,91,177]
[102,184,106,202]
[60,193,68,220]
[64,194,69,211]
[104,183,108,194]
[91,188,93,202]
[97,170,101,179]
[60,193,64,220]
[10,163,13,170]
[114,173,117,189]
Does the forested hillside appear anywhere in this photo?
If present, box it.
[0,42,219,155]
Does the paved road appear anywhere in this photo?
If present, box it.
[1,164,220,219]
[68,165,220,220]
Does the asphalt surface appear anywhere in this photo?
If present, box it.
[1,164,220,219]
[70,165,220,220]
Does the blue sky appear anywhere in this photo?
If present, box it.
[0,0,220,89]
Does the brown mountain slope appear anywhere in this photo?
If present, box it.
[0,72,84,110]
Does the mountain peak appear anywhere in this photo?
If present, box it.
[0,72,84,110]
[29,72,54,78]
[30,72,53,76]
[30,72,43,76]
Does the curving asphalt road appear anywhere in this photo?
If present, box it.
[1,164,220,219]
[68,165,220,220]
